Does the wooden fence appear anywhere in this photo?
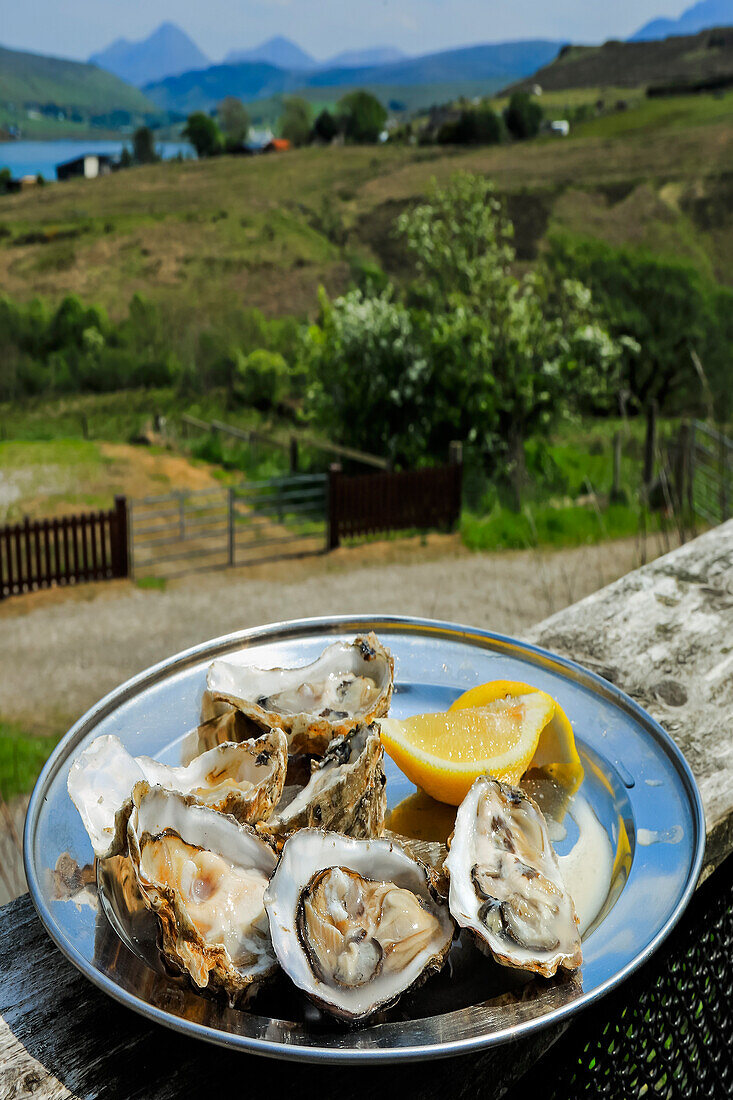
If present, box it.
[0,496,129,600]
[327,462,463,549]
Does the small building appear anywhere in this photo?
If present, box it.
[549,120,570,137]
[244,128,275,155]
[264,138,291,153]
[55,154,114,182]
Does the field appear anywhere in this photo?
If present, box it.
[0,101,732,331]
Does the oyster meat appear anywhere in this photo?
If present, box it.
[68,729,287,858]
[445,775,582,978]
[128,783,278,1003]
[264,829,454,1021]
[268,723,386,839]
[206,633,394,754]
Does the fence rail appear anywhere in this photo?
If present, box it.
[0,496,129,600]
[691,420,732,526]
[179,414,390,471]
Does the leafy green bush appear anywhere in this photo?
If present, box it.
[236,349,291,409]
[438,107,503,145]
[504,92,543,139]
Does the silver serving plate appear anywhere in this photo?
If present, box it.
[24,616,705,1064]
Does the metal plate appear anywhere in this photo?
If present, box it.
[24,615,705,1064]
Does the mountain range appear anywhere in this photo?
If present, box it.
[89,22,209,88]
[631,0,733,41]
[142,40,566,114]
[223,37,406,71]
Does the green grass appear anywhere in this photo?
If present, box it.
[461,501,651,552]
[0,721,59,800]
[572,89,733,139]
[136,575,167,591]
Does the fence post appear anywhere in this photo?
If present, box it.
[178,491,185,540]
[721,435,730,522]
[448,440,463,466]
[327,463,342,551]
[643,400,658,489]
[228,488,235,568]
[611,431,624,503]
[111,495,129,579]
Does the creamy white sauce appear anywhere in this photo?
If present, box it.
[556,796,614,936]
[637,825,683,846]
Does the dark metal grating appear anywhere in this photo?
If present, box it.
[505,853,733,1099]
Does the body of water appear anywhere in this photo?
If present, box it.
[0,140,194,180]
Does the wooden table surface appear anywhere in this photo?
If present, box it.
[2,521,731,1099]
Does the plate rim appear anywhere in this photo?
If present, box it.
[23,613,706,1064]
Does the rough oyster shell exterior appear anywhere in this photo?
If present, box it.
[267,723,386,840]
[445,775,582,978]
[206,633,394,755]
[127,783,279,1004]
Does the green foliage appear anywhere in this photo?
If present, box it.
[235,348,291,410]
[133,126,158,165]
[306,174,624,479]
[504,92,543,139]
[183,111,222,158]
[461,501,647,551]
[0,168,11,194]
[438,107,503,145]
[337,90,387,143]
[280,96,312,147]
[0,293,181,401]
[545,234,733,418]
[0,721,59,800]
[312,108,339,143]
[219,96,250,146]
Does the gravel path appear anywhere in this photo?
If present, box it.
[1,533,670,734]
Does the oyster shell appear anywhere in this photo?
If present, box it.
[264,829,454,1021]
[445,776,582,978]
[267,723,386,839]
[68,729,287,858]
[206,633,394,754]
[128,783,278,1003]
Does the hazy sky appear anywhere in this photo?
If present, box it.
[3,1,689,62]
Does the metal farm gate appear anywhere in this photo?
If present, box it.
[129,474,327,579]
[691,421,732,526]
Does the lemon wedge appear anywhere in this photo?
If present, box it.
[450,679,584,798]
[379,691,556,806]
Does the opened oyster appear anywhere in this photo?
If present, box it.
[268,723,386,840]
[206,633,394,754]
[128,783,278,1003]
[445,776,582,978]
[264,829,454,1021]
[68,729,287,858]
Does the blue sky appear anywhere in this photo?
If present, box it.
[3,1,689,62]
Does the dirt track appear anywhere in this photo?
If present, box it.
[1,532,671,734]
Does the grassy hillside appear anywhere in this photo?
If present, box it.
[0,100,731,327]
[0,44,155,113]
[508,26,733,92]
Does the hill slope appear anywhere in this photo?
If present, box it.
[507,27,733,92]
[145,39,564,113]
[631,0,733,41]
[90,22,209,87]
[0,43,155,112]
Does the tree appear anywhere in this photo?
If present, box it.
[545,233,733,417]
[438,107,502,146]
[183,112,222,158]
[119,146,133,168]
[280,96,312,147]
[306,173,625,486]
[219,97,250,147]
[337,90,387,143]
[504,92,543,140]
[133,126,158,165]
[312,108,339,143]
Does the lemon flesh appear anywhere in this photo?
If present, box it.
[379,692,555,806]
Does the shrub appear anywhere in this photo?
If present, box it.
[235,349,291,409]
[504,92,543,140]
